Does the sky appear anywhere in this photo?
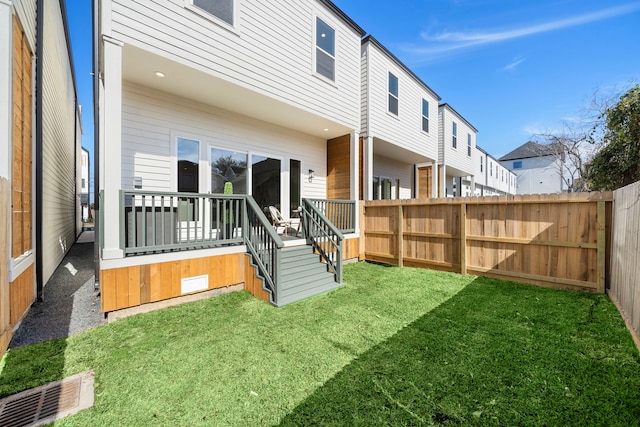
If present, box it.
[66,0,640,186]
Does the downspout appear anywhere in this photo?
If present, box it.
[92,0,100,287]
[35,0,44,301]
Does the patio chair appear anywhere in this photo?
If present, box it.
[268,206,292,236]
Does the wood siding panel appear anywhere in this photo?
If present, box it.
[243,256,270,303]
[342,237,360,261]
[9,264,35,326]
[417,166,432,199]
[12,15,33,258]
[363,193,611,292]
[41,1,78,284]
[0,178,11,358]
[100,253,247,312]
[326,135,351,199]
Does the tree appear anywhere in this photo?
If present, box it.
[587,85,640,191]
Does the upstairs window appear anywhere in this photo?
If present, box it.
[388,72,398,115]
[480,156,483,172]
[192,0,234,26]
[490,161,493,177]
[452,122,457,148]
[513,161,522,169]
[315,17,335,81]
[467,133,472,156]
[421,99,429,133]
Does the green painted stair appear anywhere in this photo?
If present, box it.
[275,245,342,306]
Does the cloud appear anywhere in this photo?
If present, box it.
[503,56,526,71]
[406,3,640,56]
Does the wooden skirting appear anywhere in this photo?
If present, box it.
[342,237,360,261]
[10,264,35,326]
[244,255,270,303]
[101,253,249,313]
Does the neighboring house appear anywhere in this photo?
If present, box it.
[81,147,90,220]
[438,104,477,197]
[94,0,366,312]
[360,36,441,200]
[473,146,517,196]
[0,0,81,357]
[500,141,565,194]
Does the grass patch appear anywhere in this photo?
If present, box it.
[1,263,639,425]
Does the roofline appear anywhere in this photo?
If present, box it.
[439,103,479,133]
[317,0,366,36]
[475,145,488,155]
[362,35,442,101]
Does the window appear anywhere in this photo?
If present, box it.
[315,17,335,81]
[452,122,457,148]
[388,72,398,115]
[513,161,522,169]
[490,161,493,177]
[480,157,484,172]
[210,147,247,194]
[252,155,281,211]
[467,134,472,156]
[192,0,234,25]
[421,99,429,133]
[178,138,200,193]
[290,159,301,216]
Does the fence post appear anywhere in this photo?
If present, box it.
[460,203,467,275]
[597,201,606,293]
[397,204,403,267]
[359,201,366,260]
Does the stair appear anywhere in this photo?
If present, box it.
[275,245,342,306]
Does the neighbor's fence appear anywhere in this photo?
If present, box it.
[609,180,640,337]
[363,192,612,293]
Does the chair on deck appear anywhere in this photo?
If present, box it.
[268,206,292,236]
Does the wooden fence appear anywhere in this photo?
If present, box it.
[609,181,640,340]
[362,192,613,293]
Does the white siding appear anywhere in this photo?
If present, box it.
[122,82,328,204]
[363,42,438,160]
[438,105,475,176]
[41,0,78,284]
[474,148,487,187]
[109,0,361,130]
[13,0,37,50]
[372,154,413,200]
[505,156,564,194]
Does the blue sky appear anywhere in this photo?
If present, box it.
[68,0,640,175]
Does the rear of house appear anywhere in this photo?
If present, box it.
[0,0,80,357]
[438,103,477,197]
[94,0,365,312]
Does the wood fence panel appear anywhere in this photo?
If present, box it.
[1,179,11,357]
[363,193,611,292]
[610,181,640,337]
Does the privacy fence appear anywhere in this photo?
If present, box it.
[609,180,640,339]
[362,192,613,293]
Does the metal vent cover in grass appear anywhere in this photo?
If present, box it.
[0,371,94,427]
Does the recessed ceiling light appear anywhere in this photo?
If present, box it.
[324,128,329,132]
[155,71,165,78]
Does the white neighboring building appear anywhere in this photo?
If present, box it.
[81,147,90,220]
[500,141,564,194]
[469,146,516,196]
[438,104,477,197]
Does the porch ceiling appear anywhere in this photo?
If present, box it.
[120,44,352,139]
[373,137,434,164]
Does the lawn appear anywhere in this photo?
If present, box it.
[1,263,639,426]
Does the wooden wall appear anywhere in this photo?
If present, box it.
[609,181,640,340]
[342,236,360,261]
[1,178,11,356]
[101,253,250,312]
[10,265,35,326]
[326,135,351,200]
[417,166,433,199]
[363,193,612,293]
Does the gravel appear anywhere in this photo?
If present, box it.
[10,234,106,348]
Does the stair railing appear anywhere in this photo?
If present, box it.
[301,198,344,283]
[244,196,284,303]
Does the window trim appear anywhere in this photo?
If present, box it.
[467,133,472,157]
[184,0,238,32]
[314,15,337,83]
[388,71,399,116]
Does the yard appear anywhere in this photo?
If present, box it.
[1,262,639,426]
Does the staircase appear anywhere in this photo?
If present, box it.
[276,245,341,306]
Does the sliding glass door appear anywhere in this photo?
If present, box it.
[251,155,281,211]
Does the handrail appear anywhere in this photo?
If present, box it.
[304,198,355,233]
[301,198,343,283]
[243,195,283,303]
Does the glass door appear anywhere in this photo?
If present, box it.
[252,155,281,213]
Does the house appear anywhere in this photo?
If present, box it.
[438,103,477,197]
[94,0,366,312]
[500,141,565,194]
[360,36,441,200]
[81,147,90,221]
[473,146,517,196]
[0,0,81,357]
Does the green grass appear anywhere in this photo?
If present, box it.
[1,263,639,426]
